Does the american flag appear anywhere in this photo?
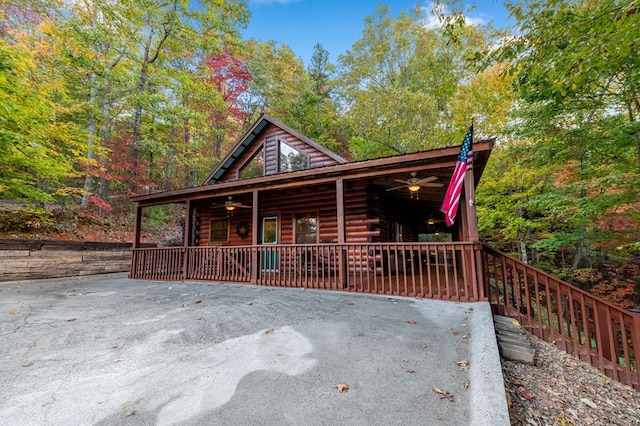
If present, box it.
[440,124,474,227]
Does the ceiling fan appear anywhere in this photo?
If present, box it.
[212,196,251,212]
[386,172,444,193]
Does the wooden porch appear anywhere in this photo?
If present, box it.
[130,242,485,301]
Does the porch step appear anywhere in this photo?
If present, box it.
[494,315,536,365]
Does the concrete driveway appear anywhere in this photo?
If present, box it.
[0,273,508,425]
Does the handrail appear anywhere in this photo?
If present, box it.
[482,244,640,391]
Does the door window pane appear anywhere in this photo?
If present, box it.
[262,217,278,244]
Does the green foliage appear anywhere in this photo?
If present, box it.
[0,207,54,232]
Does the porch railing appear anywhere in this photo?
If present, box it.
[130,242,483,301]
[482,244,640,391]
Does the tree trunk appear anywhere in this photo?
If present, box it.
[518,229,528,264]
[81,73,98,208]
[97,96,111,200]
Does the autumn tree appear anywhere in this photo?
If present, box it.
[336,4,498,159]
[476,0,640,306]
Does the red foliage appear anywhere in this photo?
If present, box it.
[591,260,640,310]
[102,133,157,197]
[201,52,251,123]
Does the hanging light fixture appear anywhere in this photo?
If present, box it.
[427,216,435,225]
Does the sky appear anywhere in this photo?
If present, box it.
[242,0,514,66]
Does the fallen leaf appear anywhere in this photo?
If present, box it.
[467,307,474,312]
[182,303,188,308]
[404,320,417,325]
[580,398,597,409]
[452,331,460,336]
[346,301,354,305]
[9,311,19,315]
[196,317,205,320]
[334,383,349,393]
[195,300,202,304]
[247,302,253,306]
[406,369,416,374]
[511,320,520,327]
[263,328,274,335]
[461,334,471,341]
[22,362,33,367]
[432,386,454,401]
[520,389,534,401]
[456,360,469,371]
[66,317,76,322]
[463,380,470,389]
[512,378,523,386]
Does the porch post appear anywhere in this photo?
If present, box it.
[463,173,479,241]
[130,205,143,279]
[336,179,346,244]
[251,190,259,284]
[336,179,346,289]
[463,167,485,300]
[182,200,192,280]
[133,205,142,249]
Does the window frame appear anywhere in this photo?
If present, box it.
[210,217,229,243]
[294,212,318,245]
[278,139,309,173]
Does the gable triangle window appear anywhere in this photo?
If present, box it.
[279,140,309,173]
[239,146,264,179]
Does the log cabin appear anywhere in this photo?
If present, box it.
[130,113,493,299]
[129,113,640,390]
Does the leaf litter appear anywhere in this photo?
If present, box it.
[503,333,640,425]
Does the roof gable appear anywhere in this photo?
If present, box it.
[203,114,347,185]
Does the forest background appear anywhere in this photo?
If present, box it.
[0,0,638,309]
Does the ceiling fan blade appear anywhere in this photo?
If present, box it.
[386,185,408,191]
[235,204,251,208]
[420,183,444,188]
[393,179,409,185]
[417,176,438,185]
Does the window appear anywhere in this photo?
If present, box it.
[210,218,229,242]
[279,140,308,172]
[295,213,317,244]
[239,147,264,179]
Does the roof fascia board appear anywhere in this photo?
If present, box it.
[133,140,494,206]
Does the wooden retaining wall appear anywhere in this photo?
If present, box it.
[0,239,154,282]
